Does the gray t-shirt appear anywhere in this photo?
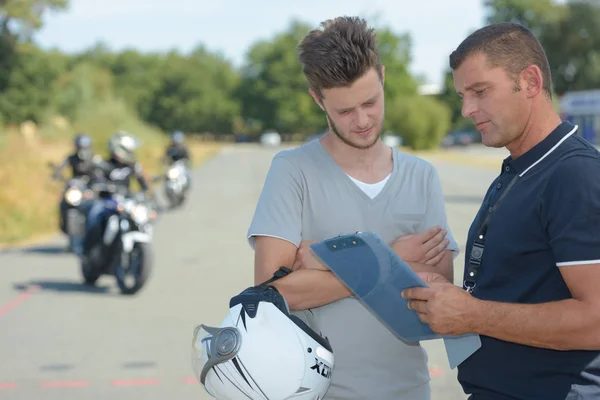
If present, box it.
[247,139,459,400]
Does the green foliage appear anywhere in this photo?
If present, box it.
[485,0,600,95]
[388,95,452,150]
[0,0,68,33]
[0,2,449,149]
[7,1,600,151]
[437,70,476,131]
[237,20,323,135]
[0,44,67,124]
[53,62,115,121]
[145,47,241,134]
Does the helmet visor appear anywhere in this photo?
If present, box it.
[191,324,242,385]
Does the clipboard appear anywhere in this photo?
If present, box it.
[310,231,481,368]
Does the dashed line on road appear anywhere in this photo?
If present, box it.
[0,367,445,391]
[0,383,17,389]
[0,284,40,318]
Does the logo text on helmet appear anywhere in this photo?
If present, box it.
[310,358,331,379]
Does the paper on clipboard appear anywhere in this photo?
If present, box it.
[310,231,481,369]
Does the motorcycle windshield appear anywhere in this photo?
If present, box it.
[310,232,440,342]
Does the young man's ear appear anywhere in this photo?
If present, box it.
[381,65,386,84]
[309,89,325,111]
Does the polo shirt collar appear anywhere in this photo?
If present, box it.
[502,121,578,176]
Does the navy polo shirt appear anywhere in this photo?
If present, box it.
[458,121,600,400]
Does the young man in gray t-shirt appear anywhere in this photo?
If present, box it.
[247,16,459,400]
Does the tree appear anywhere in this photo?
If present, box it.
[388,95,452,149]
[108,49,166,121]
[484,0,565,37]
[542,0,600,94]
[238,19,421,137]
[0,43,67,123]
[376,26,421,135]
[437,69,476,131]
[0,0,68,38]
[0,0,69,123]
[146,47,241,134]
[237,20,324,135]
[484,0,600,95]
[53,62,114,121]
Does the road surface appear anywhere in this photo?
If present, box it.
[0,143,500,399]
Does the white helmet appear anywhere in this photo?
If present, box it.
[191,269,334,400]
[108,131,140,165]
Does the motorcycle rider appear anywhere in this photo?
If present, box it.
[53,133,102,234]
[95,131,150,194]
[84,131,151,238]
[163,130,191,166]
[52,133,100,181]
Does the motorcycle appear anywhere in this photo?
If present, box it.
[81,182,157,295]
[162,160,190,208]
[49,166,96,255]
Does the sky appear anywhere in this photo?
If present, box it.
[34,0,487,88]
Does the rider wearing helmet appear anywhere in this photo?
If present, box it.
[163,130,190,166]
[53,133,101,235]
[96,131,150,194]
[191,267,335,399]
[84,131,150,233]
[52,133,100,180]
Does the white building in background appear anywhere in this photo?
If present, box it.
[559,89,600,144]
[417,83,442,96]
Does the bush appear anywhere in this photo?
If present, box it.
[387,95,452,150]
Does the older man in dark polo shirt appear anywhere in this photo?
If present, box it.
[402,22,600,400]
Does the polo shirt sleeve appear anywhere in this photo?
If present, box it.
[247,153,304,249]
[543,154,600,266]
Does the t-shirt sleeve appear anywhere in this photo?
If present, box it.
[543,154,600,266]
[247,153,304,249]
[422,165,461,258]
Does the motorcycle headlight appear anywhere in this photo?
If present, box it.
[131,204,149,224]
[65,188,83,206]
[167,167,180,180]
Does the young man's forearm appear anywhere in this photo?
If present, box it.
[408,251,454,282]
[271,269,352,311]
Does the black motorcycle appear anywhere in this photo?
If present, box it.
[80,182,157,295]
[51,170,96,255]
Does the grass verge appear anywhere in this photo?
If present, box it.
[0,101,222,246]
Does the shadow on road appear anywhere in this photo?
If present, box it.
[13,280,113,295]
[39,363,75,372]
[20,244,68,255]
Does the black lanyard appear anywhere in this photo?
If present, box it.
[464,174,520,293]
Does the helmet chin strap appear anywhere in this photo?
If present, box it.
[259,266,292,287]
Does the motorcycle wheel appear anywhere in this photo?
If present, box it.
[81,257,101,285]
[115,243,153,295]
